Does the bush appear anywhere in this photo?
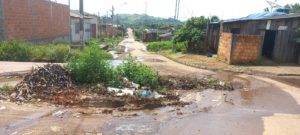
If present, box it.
[147,41,186,53]
[0,40,72,62]
[30,44,70,62]
[103,37,123,47]
[85,38,101,47]
[134,30,142,41]
[67,45,113,84]
[117,57,159,89]
[174,17,209,53]
[0,40,31,61]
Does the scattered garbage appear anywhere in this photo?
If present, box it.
[138,90,164,99]
[52,110,67,118]
[107,87,135,96]
[11,64,72,101]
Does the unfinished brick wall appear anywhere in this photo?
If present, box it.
[0,0,5,41]
[231,35,262,64]
[217,32,232,64]
[2,0,70,42]
[217,32,263,64]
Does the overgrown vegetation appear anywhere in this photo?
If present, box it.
[0,85,13,95]
[134,29,143,41]
[67,44,113,85]
[147,40,186,53]
[67,43,159,89]
[117,57,159,89]
[174,17,209,53]
[86,36,123,48]
[0,40,72,62]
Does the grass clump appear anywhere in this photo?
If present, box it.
[117,56,159,89]
[0,40,31,61]
[0,85,13,95]
[86,37,123,48]
[147,40,186,53]
[30,44,71,62]
[67,44,113,85]
[0,40,72,62]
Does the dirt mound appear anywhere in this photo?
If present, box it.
[159,76,233,91]
[11,64,73,101]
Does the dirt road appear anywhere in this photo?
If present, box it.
[0,29,299,135]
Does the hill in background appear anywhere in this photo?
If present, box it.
[101,14,183,28]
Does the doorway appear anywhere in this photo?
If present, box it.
[262,30,277,59]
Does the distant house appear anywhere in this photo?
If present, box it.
[99,24,124,37]
[70,10,98,43]
[142,29,158,42]
[0,0,70,43]
[207,9,300,64]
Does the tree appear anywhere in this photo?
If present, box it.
[174,16,209,53]
[210,16,220,22]
[285,3,300,13]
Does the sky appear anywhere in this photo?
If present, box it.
[56,0,299,20]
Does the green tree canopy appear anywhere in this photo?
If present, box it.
[210,16,220,22]
[285,3,300,13]
[174,16,209,53]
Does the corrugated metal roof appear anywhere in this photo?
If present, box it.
[223,12,300,23]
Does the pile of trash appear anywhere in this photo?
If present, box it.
[107,78,164,99]
[11,64,73,101]
[159,76,233,91]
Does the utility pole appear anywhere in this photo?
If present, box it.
[176,0,180,19]
[98,11,101,39]
[174,0,181,20]
[79,0,84,47]
[111,6,115,25]
[174,0,177,19]
[68,0,71,43]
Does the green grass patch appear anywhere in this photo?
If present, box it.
[117,56,159,89]
[67,44,113,85]
[86,36,123,48]
[147,40,186,53]
[0,40,73,63]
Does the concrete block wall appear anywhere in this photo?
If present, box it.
[217,32,263,64]
[217,32,232,64]
[2,0,70,43]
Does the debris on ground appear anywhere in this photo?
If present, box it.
[11,64,73,101]
[107,87,135,96]
[159,76,234,91]
[52,109,67,118]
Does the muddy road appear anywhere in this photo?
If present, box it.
[0,29,300,135]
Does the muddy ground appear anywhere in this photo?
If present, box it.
[0,29,300,135]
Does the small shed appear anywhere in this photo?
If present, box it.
[70,10,98,43]
[209,11,300,64]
